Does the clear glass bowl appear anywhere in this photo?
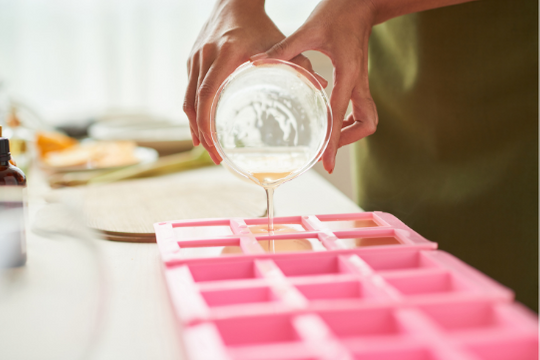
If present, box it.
[210,59,332,188]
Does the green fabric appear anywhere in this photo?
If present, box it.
[355,0,538,310]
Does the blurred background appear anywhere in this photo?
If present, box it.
[0,0,354,198]
[0,4,357,358]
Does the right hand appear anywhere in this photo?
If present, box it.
[251,0,380,174]
[184,0,327,164]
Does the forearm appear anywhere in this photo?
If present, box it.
[206,0,266,31]
[371,0,477,24]
[229,0,476,27]
[212,0,265,15]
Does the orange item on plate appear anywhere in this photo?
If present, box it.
[43,141,139,169]
[36,131,77,157]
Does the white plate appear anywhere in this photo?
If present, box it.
[41,146,158,173]
[88,116,193,156]
[88,115,191,142]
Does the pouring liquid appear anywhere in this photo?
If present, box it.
[225,148,311,253]
[251,171,293,253]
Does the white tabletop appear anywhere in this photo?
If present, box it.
[0,166,361,360]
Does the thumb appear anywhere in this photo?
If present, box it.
[251,31,312,62]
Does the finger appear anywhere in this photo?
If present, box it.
[337,37,376,148]
[341,115,355,128]
[183,56,200,146]
[313,72,328,89]
[200,136,223,164]
[289,54,328,89]
[339,93,378,147]
[197,133,223,164]
[189,126,200,147]
[251,29,315,62]
[197,120,221,164]
[209,151,223,164]
[196,54,241,163]
[197,45,216,91]
[194,45,217,117]
[322,63,356,173]
[290,54,314,72]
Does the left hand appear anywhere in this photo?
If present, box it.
[184,0,327,164]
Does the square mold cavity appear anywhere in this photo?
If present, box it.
[272,254,350,278]
[318,307,406,338]
[316,214,383,231]
[356,250,438,272]
[352,347,439,360]
[248,223,308,234]
[294,280,376,302]
[355,236,401,247]
[259,238,326,254]
[187,260,258,282]
[179,245,243,258]
[174,224,234,240]
[466,337,538,360]
[337,235,402,248]
[418,301,505,332]
[214,314,301,346]
[201,286,276,307]
[383,272,471,297]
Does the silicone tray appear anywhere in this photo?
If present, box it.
[154,212,538,360]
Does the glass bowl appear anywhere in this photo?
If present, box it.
[210,59,332,188]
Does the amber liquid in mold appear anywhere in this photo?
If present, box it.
[221,225,312,255]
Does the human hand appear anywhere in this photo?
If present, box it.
[250,0,379,174]
[184,0,328,164]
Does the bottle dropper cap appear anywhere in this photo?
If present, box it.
[0,125,11,162]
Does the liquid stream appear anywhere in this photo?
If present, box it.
[250,171,296,253]
[225,148,312,253]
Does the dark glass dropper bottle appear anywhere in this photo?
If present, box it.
[0,124,27,267]
[0,125,26,186]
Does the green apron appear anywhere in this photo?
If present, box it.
[355,0,538,310]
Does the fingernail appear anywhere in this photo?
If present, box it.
[201,132,215,147]
[250,53,268,61]
[189,127,200,146]
[325,159,335,174]
[192,132,200,147]
[208,150,221,165]
[314,72,328,87]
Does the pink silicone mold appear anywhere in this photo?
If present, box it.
[154,212,538,360]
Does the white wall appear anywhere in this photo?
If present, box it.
[0,0,319,123]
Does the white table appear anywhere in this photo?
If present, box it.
[0,167,361,360]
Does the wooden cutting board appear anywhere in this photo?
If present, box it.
[49,166,267,242]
